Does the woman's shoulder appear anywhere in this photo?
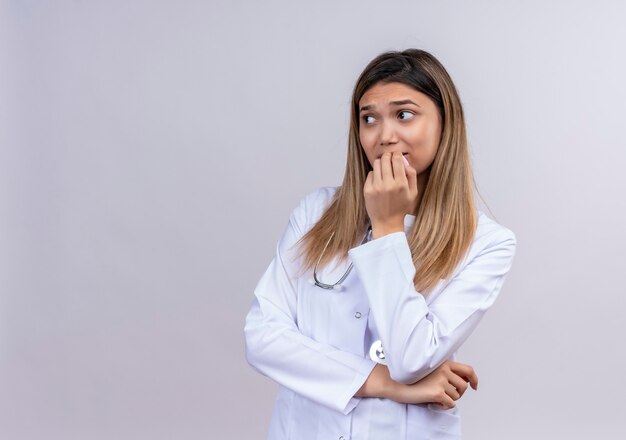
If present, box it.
[285,186,338,235]
[440,210,518,281]
[294,185,340,225]
[300,185,339,203]
[474,209,517,249]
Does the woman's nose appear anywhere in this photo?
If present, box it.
[379,121,398,145]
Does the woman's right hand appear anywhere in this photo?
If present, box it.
[388,360,479,409]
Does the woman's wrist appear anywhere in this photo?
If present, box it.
[356,364,394,398]
[356,366,430,404]
[378,374,399,400]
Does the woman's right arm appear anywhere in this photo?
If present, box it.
[355,360,479,409]
[244,190,378,416]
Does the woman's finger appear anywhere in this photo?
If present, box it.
[364,170,373,191]
[437,393,456,409]
[380,152,394,182]
[404,158,418,197]
[392,152,407,185]
[449,362,479,390]
[447,373,469,399]
[444,382,461,401]
[373,158,382,187]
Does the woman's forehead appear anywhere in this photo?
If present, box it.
[359,82,433,108]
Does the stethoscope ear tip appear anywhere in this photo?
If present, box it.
[332,284,343,292]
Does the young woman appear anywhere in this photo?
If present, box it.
[244,48,517,439]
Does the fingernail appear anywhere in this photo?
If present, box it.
[402,155,410,167]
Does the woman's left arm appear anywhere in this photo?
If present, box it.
[347,226,517,385]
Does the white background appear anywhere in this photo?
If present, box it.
[1,0,625,438]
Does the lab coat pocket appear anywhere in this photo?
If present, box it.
[407,404,462,439]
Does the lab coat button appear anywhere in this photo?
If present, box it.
[339,437,346,440]
[354,311,362,319]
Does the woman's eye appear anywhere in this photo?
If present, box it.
[362,115,376,124]
[398,110,415,120]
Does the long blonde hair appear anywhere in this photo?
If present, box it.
[294,49,478,296]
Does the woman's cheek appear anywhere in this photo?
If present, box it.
[360,136,374,158]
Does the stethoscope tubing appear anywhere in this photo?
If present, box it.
[311,223,372,290]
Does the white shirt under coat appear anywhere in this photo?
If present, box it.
[244,186,517,440]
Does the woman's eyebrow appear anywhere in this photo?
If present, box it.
[390,99,421,108]
[359,99,421,113]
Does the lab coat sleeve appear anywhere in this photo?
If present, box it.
[244,191,377,415]
[347,227,517,385]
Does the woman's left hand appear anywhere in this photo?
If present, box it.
[364,151,418,238]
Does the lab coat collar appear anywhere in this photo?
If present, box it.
[404,213,416,232]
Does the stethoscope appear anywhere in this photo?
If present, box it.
[307,222,388,365]
[309,223,372,291]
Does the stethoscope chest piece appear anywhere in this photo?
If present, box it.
[369,339,387,365]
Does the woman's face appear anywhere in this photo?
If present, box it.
[358,81,442,178]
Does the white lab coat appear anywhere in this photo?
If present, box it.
[244,186,517,440]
